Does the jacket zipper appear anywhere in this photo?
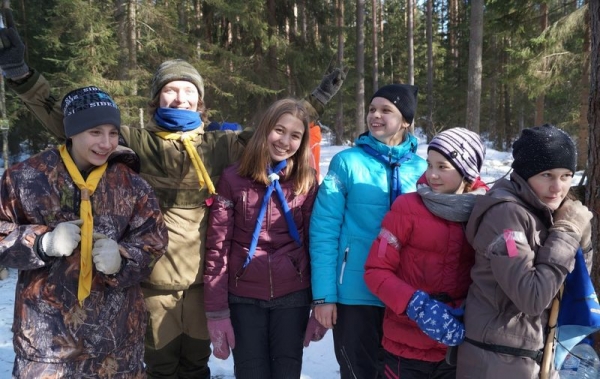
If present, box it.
[242,192,247,225]
[268,253,274,298]
[339,247,349,284]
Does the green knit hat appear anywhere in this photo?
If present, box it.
[150,59,205,100]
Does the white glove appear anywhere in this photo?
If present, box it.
[41,220,83,257]
[92,233,122,275]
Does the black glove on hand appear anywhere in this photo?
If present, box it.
[311,62,348,107]
[0,8,29,79]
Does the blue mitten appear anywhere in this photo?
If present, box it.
[406,290,465,346]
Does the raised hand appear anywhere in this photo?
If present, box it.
[0,6,29,79]
[311,58,349,107]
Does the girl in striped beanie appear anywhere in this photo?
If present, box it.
[365,127,488,379]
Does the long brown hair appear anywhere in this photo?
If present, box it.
[238,98,315,195]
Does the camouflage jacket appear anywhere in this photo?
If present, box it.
[10,70,251,290]
[0,148,168,363]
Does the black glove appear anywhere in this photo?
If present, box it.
[0,8,29,79]
[311,61,348,107]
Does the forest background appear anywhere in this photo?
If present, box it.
[0,0,592,160]
[2,0,600,354]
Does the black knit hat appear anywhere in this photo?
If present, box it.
[370,84,418,124]
[428,127,485,183]
[511,124,577,181]
[62,86,121,138]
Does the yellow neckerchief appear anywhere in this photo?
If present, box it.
[155,131,216,195]
[58,144,108,305]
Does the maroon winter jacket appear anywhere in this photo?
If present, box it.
[364,178,487,362]
[204,163,318,313]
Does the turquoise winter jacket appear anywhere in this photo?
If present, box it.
[309,133,427,306]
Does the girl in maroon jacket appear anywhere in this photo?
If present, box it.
[203,98,325,379]
[364,127,488,379]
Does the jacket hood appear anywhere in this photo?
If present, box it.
[465,171,554,243]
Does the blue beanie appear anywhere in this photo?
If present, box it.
[62,86,121,138]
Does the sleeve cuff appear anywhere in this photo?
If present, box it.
[34,233,51,263]
[206,309,231,320]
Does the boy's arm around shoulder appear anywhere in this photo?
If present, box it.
[7,69,66,140]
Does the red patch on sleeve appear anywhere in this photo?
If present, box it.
[504,229,518,258]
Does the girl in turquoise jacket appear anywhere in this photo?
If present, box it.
[309,84,427,379]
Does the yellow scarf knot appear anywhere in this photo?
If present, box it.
[58,145,107,305]
[156,131,216,195]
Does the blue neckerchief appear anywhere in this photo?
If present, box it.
[244,160,302,268]
[154,107,202,132]
[361,144,413,206]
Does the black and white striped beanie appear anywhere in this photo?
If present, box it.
[428,127,485,183]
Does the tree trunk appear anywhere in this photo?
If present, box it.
[127,0,137,94]
[407,0,414,85]
[449,0,459,68]
[300,0,307,44]
[372,0,379,91]
[115,0,128,81]
[465,0,483,133]
[426,0,434,140]
[267,0,278,102]
[192,0,202,59]
[588,0,600,307]
[535,3,548,126]
[503,84,511,148]
[335,0,346,145]
[578,1,590,171]
[355,0,366,138]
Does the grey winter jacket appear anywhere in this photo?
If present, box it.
[456,172,583,378]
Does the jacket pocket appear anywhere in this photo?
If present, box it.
[286,254,303,282]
